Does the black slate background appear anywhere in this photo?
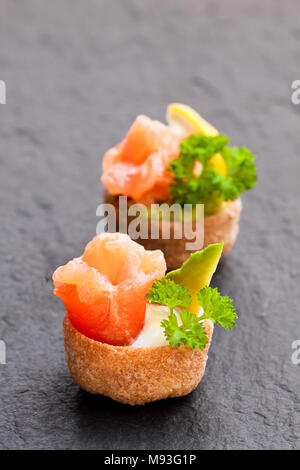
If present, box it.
[0,0,300,450]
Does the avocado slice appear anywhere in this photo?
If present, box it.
[166,242,224,313]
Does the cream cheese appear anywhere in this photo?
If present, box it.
[130,303,203,348]
[130,304,171,347]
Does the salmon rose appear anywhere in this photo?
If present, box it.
[101,115,181,203]
[53,233,166,346]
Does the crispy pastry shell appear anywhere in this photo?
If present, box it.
[63,314,214,405]
[104,192,242,269]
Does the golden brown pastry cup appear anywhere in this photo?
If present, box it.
[104,191,242,270]
[63,313,214,406]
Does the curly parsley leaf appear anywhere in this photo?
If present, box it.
[197,287,237,329]
[168,133,257,215]
[220,146,257,200]
[146,278,191,315]
[179,134,230,164]
[147,280,237,350]
[161,310,209,350]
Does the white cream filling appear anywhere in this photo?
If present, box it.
[130,303,203,348]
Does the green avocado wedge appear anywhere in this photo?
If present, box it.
[166,242,224,314]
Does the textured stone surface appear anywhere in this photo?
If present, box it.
[0,0,300,450]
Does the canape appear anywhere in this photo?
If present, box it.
[101,103,256,269]
[53,232,237,405]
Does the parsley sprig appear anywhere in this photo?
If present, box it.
[169,133,257,215]
[146,278,191,315]
[161,311,209,350]
[146,279,237,350]
[197,287,237,329]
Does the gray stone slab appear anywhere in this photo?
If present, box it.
[0,0,299,450]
